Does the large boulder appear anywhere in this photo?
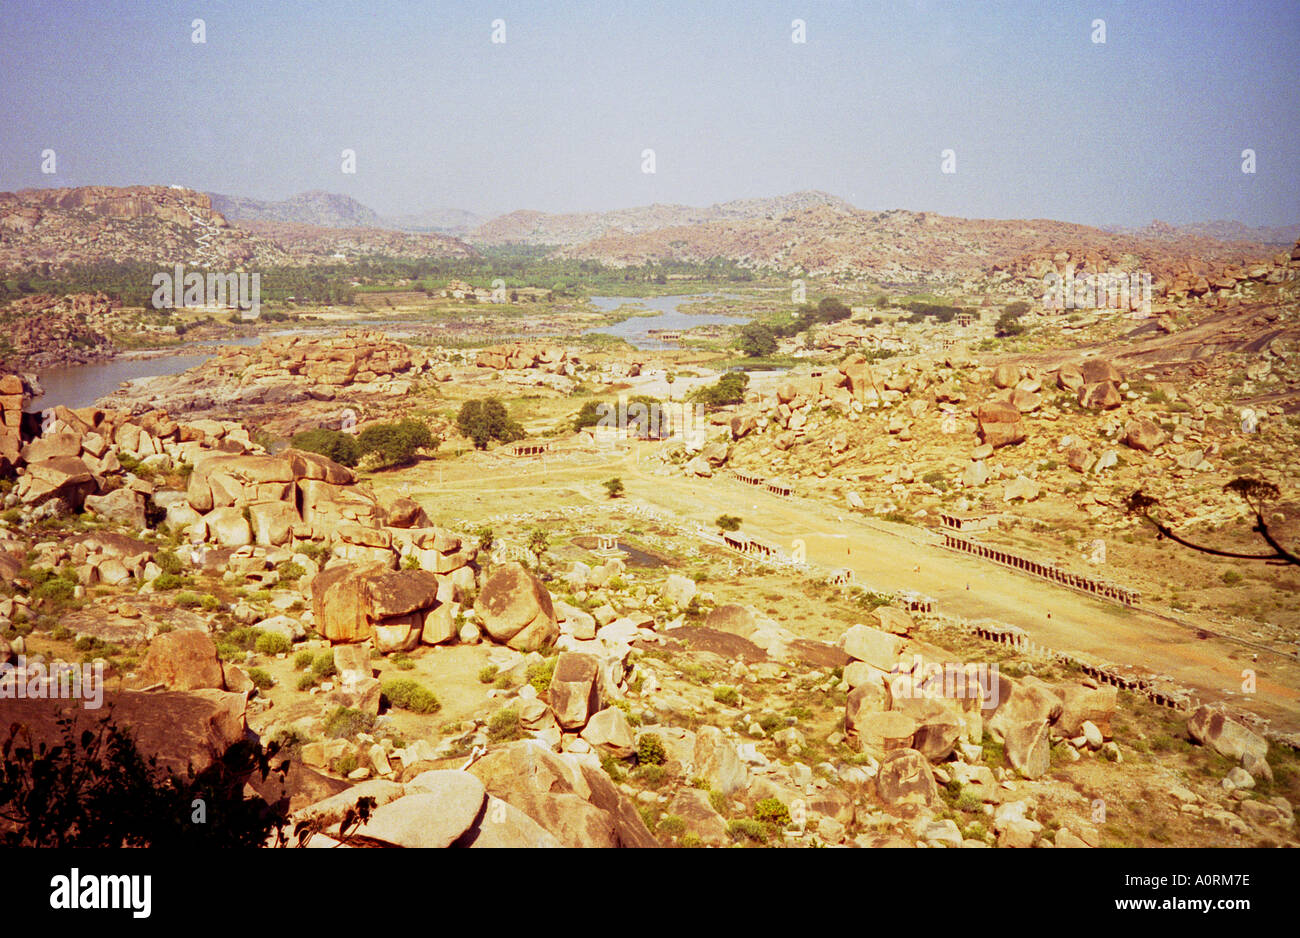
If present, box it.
[990,363,1019,388]
[1078,381,1122,410]
[84,488,147,528]
[875,749,938,806]
[138,630,226,692]
[840,624,904,670]
[1000,718,1052,779]
[1187,706,1268,763]
[474,562,558,651]
[18,456,97,509]
[1122,418,1167,453]
[547,653,601,730]
[360,772,488,848]
[1055,683,1118,738]
[692,726,749,796]
[976,400,1026,449]
[309,564,441,645]
[310,562,387,643]
[1079,359,1122,385]
[456,795,562,848]
[580,707,635,758]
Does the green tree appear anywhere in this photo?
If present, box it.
[603,477,625,499]
[994,309,1025,337]
[690,371,750,408]
[736,323,777,357]
[290,428,362,467]
[715,514,742,532]
[457,398,525,449]
[527,528,549,566]
[356,419,435,468]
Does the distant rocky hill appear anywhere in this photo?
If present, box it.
[212,191,483,236]
[238,220,479,262]
[468,190,853,246]
[0,185,276,270]
[1101,220,1300,246]
[0,186,476,270]
[556,203,1286,290]
[209,190,386,229]
[383,207,484,235]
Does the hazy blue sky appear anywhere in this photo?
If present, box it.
[1,0,1296,227]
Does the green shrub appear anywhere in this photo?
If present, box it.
[331,753,360,777]
[154,549,183,574]
[254,632,291,656]
[245,668,274,691]
[637,733,666,766]
[657,815,686,838]
[712,685,740,707]
[151,572,183,591]
[294,649,315,670]
[31,578,76,606]
[708,789,729,816]
[276,561,306,582]
[1221,570,1243,586]
[753,797,791,827]
[488,707,523,741]
[726,818,772,843]
[526,659,556,696]
[600,752,626,782]
[296,672,318,691]
[478,665,499,684]
[390,652,415,670]
[176,592,202,608]
[680,832,703,848]
[323,707,375,739]
[311,651,337,679]
[635,764,667,789]
[290,429,361,468]
[380,678,440,714]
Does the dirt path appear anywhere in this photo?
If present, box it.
[403,445,1300,733]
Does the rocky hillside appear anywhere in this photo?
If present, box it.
[1102,219,1300,246]
[0,292,119,370]
[0,186,476,271]
[238,220,478,262]
[209,190,385,229]
[469,190,853,246]
[557,204,1284,289]
[0,185,275,271]
[212,190,483,236]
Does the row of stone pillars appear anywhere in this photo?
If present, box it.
[730,469,793,498]
[942,533,1139,605]
[964,618,1192,712]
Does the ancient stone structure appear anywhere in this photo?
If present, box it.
[508,441,551,457]
[941,532,1139,605]
[939,512,996,533]
[721,531,782,561]
[730,468,793,497]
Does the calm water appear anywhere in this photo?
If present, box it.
[583,295,739,349]
[24,335,265,413]
[26,295,747,410]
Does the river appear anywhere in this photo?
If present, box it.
[24,295,747,411]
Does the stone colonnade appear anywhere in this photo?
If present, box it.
[942,533,1139,605]
[730,469,793,498]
